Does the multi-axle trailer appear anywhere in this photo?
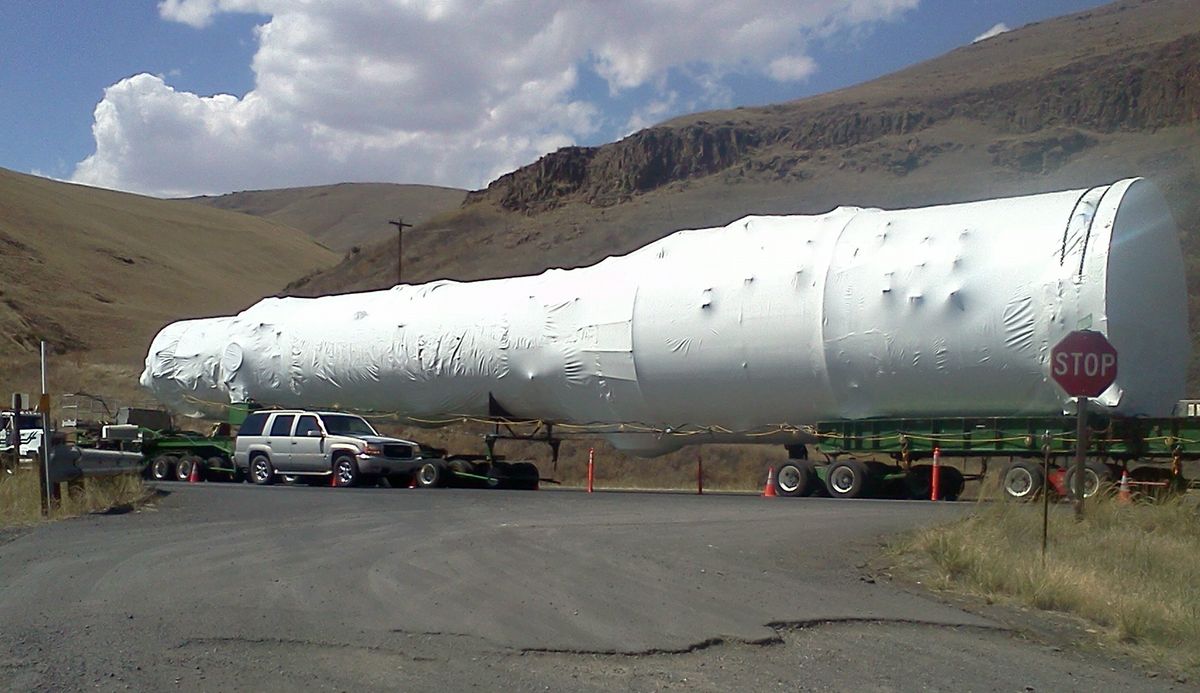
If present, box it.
[771,412,1200,501]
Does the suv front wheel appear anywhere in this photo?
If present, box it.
[333,455,360,487]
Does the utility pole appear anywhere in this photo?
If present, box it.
[387,218,413,285]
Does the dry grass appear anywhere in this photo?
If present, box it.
[899,494,1200,671]
[0,470,154,528]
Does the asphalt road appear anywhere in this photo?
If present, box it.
[0,484,1180,691]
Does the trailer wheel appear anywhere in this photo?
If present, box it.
[333,455,360,487]
[512,462,540,490]
[249,454,275,485]
[175,455,202,482]
[938,466,965,501]
[150,455,176,481]
[416,461,444,488]
[825,459,870,499]
[1066,461,1114,499]
[446,459,477,487]
[206,456,233,482]
[775,462,815,497]
[905,465,934,500]
[1001,461,1042,501]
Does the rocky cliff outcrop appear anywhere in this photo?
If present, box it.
[469,31,1200,214]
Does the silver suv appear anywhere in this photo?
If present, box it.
[233,409,439,487]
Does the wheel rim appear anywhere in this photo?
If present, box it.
[336,460,355,485]
[1005,468,1034,497]
[252,459,270,483]
[1071,469,1102,498]
[152,460,169,479]
[777,465,802,493]
[830,467,855,494]
[419,465,437,485]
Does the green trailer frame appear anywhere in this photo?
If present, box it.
[762,415,1200,501]
[814,415,1200,463]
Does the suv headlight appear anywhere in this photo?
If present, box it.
[361,443,384,456]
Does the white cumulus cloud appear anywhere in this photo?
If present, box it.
[73,0,919,196]
[973,22,1010,43]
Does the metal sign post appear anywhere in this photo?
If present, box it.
[40,341,52,517]
[1049,330,1118,521]
[1072,396,1089,519]
[1041,432,1051,560]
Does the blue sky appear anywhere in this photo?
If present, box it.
[0,1,1107,197]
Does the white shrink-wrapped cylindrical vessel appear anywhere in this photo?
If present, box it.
[141,178,1189,455]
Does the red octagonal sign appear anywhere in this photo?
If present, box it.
[1050,330,1118,398]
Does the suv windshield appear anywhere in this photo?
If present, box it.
[320,414,378,436]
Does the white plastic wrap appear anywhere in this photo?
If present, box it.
[141,178,1189,455]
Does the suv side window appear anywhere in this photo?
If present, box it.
[269,414,296,437]
[295,415,321,437]
[238,412,268,437]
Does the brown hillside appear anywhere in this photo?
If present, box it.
[0,168,337,403]
[187,182,466,253]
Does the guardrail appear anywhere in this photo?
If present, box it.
[47,444,145,484]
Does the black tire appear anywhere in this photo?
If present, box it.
[150,455,176,482]
[205,456,232,482]
[1067,461,1114,499]
[176,455,202,482]
[448,459,476,475]
[249,454,275,485]
[1001,461,1043,501]
[775,461,815,497]
[825,459,870,499]
[905,465,934,500]
[333,455,360,487]
[512,462,540,490]
[937,466,965,501]
[416,461,445,488]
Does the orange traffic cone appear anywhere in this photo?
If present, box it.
[1117,469,1132,504]
[330,471,338,487]
[762,466,778,497]
[187,459,201,483]
[408,474,417,489]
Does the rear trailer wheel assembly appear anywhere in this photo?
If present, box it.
[936,466,965,501]
[775,461,816,497]
[825,459,870,499]
[150,455,176,481]
[1001,461,1043,501]
[1067,461,1114,499]
[416,461,445,488]
[175,455,201,482]
[206,456,234,482]
[512,462,540,490]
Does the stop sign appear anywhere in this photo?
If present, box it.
[1050,330,1118,397]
